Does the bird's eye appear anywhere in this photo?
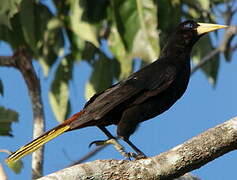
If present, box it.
[184,23,194,29]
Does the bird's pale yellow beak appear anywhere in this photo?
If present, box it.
[197,23,228,35]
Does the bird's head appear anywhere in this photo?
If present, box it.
[176,20,228,46]
[161,20,228,58]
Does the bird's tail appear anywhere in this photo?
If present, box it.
[5,110,85,166]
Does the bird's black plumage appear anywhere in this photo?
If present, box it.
[6,20,228,164]
[69,21,200,136]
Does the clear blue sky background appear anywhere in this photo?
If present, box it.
[0,2,237,180]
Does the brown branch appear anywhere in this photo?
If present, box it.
[14,49,45,179]
[0,49,45,179]
[0,56,16,67]
[39,117,237,180]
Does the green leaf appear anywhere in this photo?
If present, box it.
[69,0,99,47]
[49,56,73,122]
[85,53,114,100]
[81,42,98,61]
[202,56,220,86]
[111,0,159,62]
[35,5,65,76]
[79,0,109,23]
[108,26,133,79]
[198,0,210,10]
[7,159,23,174]
[0,79,3,96]
[132,0,159,62]
[107,0,159,82]
[19,0,37,52]
[0,107,18,136]
[192,35,219,85]
[111,0,139,52]
[0,0,22,28]
[0,14,26,50]
[158,0,182,46]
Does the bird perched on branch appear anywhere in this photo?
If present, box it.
[6,20,227,165]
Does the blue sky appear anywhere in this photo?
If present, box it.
[1,3,237,180]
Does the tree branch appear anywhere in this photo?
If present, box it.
[0,49,45,179]
[0,56,16,67]
[39,117,237,180]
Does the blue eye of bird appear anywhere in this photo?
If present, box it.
[184,23,194,29]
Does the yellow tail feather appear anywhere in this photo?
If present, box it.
[5,125,70,165]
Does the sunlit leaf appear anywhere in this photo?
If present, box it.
[7,159,23,174]
[0,107,18,136]
[69,0,99,47]
[49,56,73,122]
[132,0,159,62]
[108,26,133,79]
[111,0,159,63]
[0,0,22,28]
[35,5,65,76]
[198,0,210,10]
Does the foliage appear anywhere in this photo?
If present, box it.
[7,159,23,174]
[0,107,18,136]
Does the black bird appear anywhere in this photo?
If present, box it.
[6,20,227,165]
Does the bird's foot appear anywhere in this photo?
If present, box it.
[89,138,135,159]
[133,153,147,160]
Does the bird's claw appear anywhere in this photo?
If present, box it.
[89,139,147,160]
[89,139,135,159]
[89,140,108,148]
[133,153,147,160]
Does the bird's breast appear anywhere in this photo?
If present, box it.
[139,64,191,121]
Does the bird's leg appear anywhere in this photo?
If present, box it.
[121,137,147,159]
[90,126,136,159]
[116,107,147,159]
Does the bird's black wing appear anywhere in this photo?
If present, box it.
[85,59,177,120]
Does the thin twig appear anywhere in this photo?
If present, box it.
[0,149,11,155]
[191,48,220,74]
[0,56,16,67]
[70,146,106,166]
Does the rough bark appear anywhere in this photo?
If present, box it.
[38,117,237,180]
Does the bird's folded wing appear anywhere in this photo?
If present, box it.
[84,60,177,120]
